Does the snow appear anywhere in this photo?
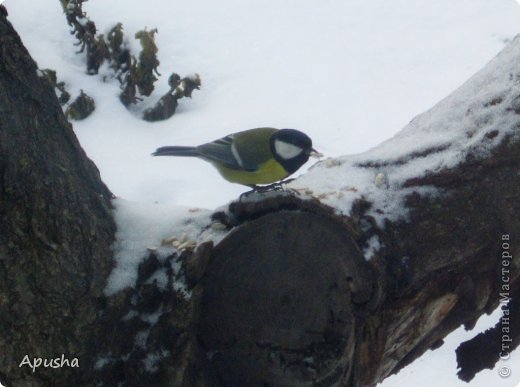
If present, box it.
[363,235,382,261]
[5,0,520,385]
[105,198,227,295]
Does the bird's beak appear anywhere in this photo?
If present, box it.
[309,147,323,158]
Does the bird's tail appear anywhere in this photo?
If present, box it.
[152,146,199,157]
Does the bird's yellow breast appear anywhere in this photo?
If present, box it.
[212,159,289,185]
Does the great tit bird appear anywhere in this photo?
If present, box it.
[152,127,318,187]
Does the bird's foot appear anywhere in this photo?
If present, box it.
[239,179,299,201]
[253,182,285,193]
[253,177,296,192]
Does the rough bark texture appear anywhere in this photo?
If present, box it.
[355,138,520,385]
[199,210,375,386]
[0,12,116,386]
[1,7,519,387]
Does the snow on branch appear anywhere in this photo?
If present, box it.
[290,35,520,224]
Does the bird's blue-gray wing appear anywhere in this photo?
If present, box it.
[196,135,244,170]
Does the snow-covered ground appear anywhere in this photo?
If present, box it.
[5,0,520,385]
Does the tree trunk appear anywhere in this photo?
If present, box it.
[1,7,519,387]
[0,11,115,386]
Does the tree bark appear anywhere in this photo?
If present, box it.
[0,11,115,386]
[0,7,519,387]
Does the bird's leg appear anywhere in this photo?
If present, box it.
[251,179,298,193]
[239,180,299,201]
[260,178,298,192]
[274,178,302,195]
[252,182,285,192]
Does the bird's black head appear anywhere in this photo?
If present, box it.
[270,129,315,174]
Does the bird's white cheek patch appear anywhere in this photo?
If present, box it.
[274,140,303,160]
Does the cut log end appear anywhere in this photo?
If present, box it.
[198,210,374,386]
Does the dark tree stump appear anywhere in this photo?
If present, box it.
[199,210,374,386]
